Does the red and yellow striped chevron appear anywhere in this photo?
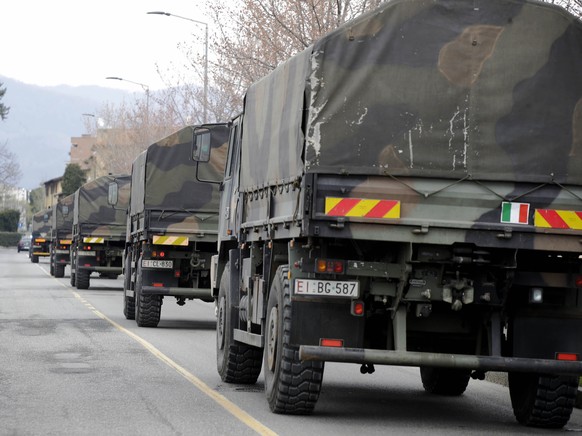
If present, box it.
[325,197,400,219]
[152,235,189,246]
[534,209,582,230]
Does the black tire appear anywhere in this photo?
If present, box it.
[54,264,65,278]
[49,256,55,276]
[123,252,135,320]
[420,367,471,396]
[509,372,577,428]
[76,269,90,290]
[135,259,162,327]
[70,267,76,287]
[217,262,263,383]
[31,255,39,264]
[264,266,324,414]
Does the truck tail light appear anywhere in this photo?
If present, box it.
[174,270,181,278]
[556,353,578,361]
[153,283,164,288]
[152,250,166,259]
[576,276,582,288]
[316,259,345,274]
[320,338,343,347]
[351,300,365,316]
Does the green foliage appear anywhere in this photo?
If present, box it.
[61,163,87,196]
[29,187,44,215]
[0,83,9,121]
[0,209,20,232]
[0,232,20,247]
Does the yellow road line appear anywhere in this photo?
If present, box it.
[40,265,277,436]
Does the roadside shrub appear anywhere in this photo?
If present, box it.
[0,209,20,232]
[0,232,20,247]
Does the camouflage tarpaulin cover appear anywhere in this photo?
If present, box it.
[241,0,582,190]
[241,48,311,190]
[32,209,51,237]
[74,174,130,237]
[130,125,229,215]
[52,194,74,236]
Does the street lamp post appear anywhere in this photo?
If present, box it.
[105,76,150,118]
[147,11,208,124]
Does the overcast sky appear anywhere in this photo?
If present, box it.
[1,0,212,92]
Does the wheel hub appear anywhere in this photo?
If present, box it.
[217,296,226,350]
[267,305,278,372]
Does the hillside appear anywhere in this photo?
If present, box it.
[0,76,129,190]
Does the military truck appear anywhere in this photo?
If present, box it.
[123,124,229,327]
[70,175,130,290]
[49,194,74,278]
[30,209,52,263]
[206,0,582,428]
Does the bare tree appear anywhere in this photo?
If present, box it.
[0,142,21,188]
[549,0,582,15]
[86,94,184,177]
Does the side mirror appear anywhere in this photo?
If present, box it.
[62,205,69,216]
[43,213,49,222]
[108,182,119,206]
[192,128,212,162]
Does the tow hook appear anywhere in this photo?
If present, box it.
[360,363,375,374]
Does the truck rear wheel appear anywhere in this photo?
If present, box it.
[509,372,577,428]
[420,367,471,396]
[76,269,90,290]
[135,260,162,327]
[264,266,324,414]
[31,255,39,263]
[123,253,135,320]
[217,263,262,383]
[54,264,65,278]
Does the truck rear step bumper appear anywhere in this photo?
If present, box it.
[77,266,122,273]
[141,286,213,299]
[299,346,582,376]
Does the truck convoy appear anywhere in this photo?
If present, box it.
[70,175,131,290]
[49,194,74,278]
[207,0,582,428]
[123,124,229,327]
[30,209,52,263]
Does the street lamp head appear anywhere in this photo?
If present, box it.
[147,11,170,16]
[105,76,122,81]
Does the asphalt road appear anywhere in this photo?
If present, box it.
[2,246,581,435]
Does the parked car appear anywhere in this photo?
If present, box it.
[17,234,32,253]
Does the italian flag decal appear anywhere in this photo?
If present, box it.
[501,202,530,225]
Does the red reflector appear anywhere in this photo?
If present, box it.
[174,271,181,278]
[352,301,365,316]
[576,276,582,288]
[556,353,578,361]
[320,338,343,347]
[84,264,91,267]
[152,283,164,288]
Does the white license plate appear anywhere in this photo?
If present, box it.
[294,279,359,298]
[78,251,96,257]
[142,259,173,269]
